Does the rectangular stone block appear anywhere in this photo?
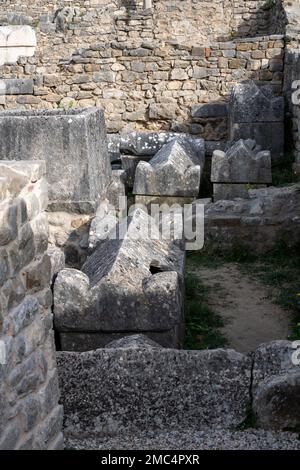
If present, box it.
[0,108,112,206]
[57,346,251,433]
[0,79,33,95]
[213,183,267,201]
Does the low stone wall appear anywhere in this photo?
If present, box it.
[0,161,63,450]
[57,337,300,438]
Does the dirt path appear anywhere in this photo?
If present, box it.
[195,264,291,353]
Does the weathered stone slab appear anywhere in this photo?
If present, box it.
[57,347,251,434]
[213,183,267,201]
[108,132,203,157]
[252,341,300,430]
[0,108,111,207]
[229,81,284,163]
[133,138,205,197]
[211,139,272,184]
[229,81,284,123]
[230,122,284,164]
[191,102,228,119]
[0,79,33,95]
[253,371,300,431]
[54,209,185,348]
[121,154,152,188]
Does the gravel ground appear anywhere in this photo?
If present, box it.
[65,429,300,450]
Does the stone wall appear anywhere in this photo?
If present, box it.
[0,161,63,450]
[0,0,285,136]
[282,0,300,172]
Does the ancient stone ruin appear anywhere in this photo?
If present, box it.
[1,0,300,452]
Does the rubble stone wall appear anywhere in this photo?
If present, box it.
[0,1,285,136]
[283,0,300,171]
[0,161,63,450]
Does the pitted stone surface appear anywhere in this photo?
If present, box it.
[57,347,251,434]
[133,138,205,197]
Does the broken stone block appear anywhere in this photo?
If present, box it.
[54,209,185,349]
[107,169,126,212]
[121,154,152,188]
[108,131,202,157]
[229,81,284,163]
[251,341,300,431]
[133,138,205,197]
[211,139,272,184]
[253,371,300,430]
[0,108,111,209]
[57,347,251,434]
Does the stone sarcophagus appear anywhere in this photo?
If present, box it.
[53,209,185,350]
[133,137,205,198]
[0,107,111,211]
[211,139,272,201]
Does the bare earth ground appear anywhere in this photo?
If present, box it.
[194,263,291,353]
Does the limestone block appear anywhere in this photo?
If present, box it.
[191,102,228,119]
[253,371,300,431]
[57,347,251,433]
[252,341,300,430]
[108,131,205,157]
[213,183,267,201]
[211,139,272,184]
[54,209,185,348]
[0,79,33,95]
[133,138,205,197]
[0,108,111,207]
[229,81,284,123]
[229,81,284,163]
[230,122,284,164]
[121,154,152,188]
[0,26,36,66]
